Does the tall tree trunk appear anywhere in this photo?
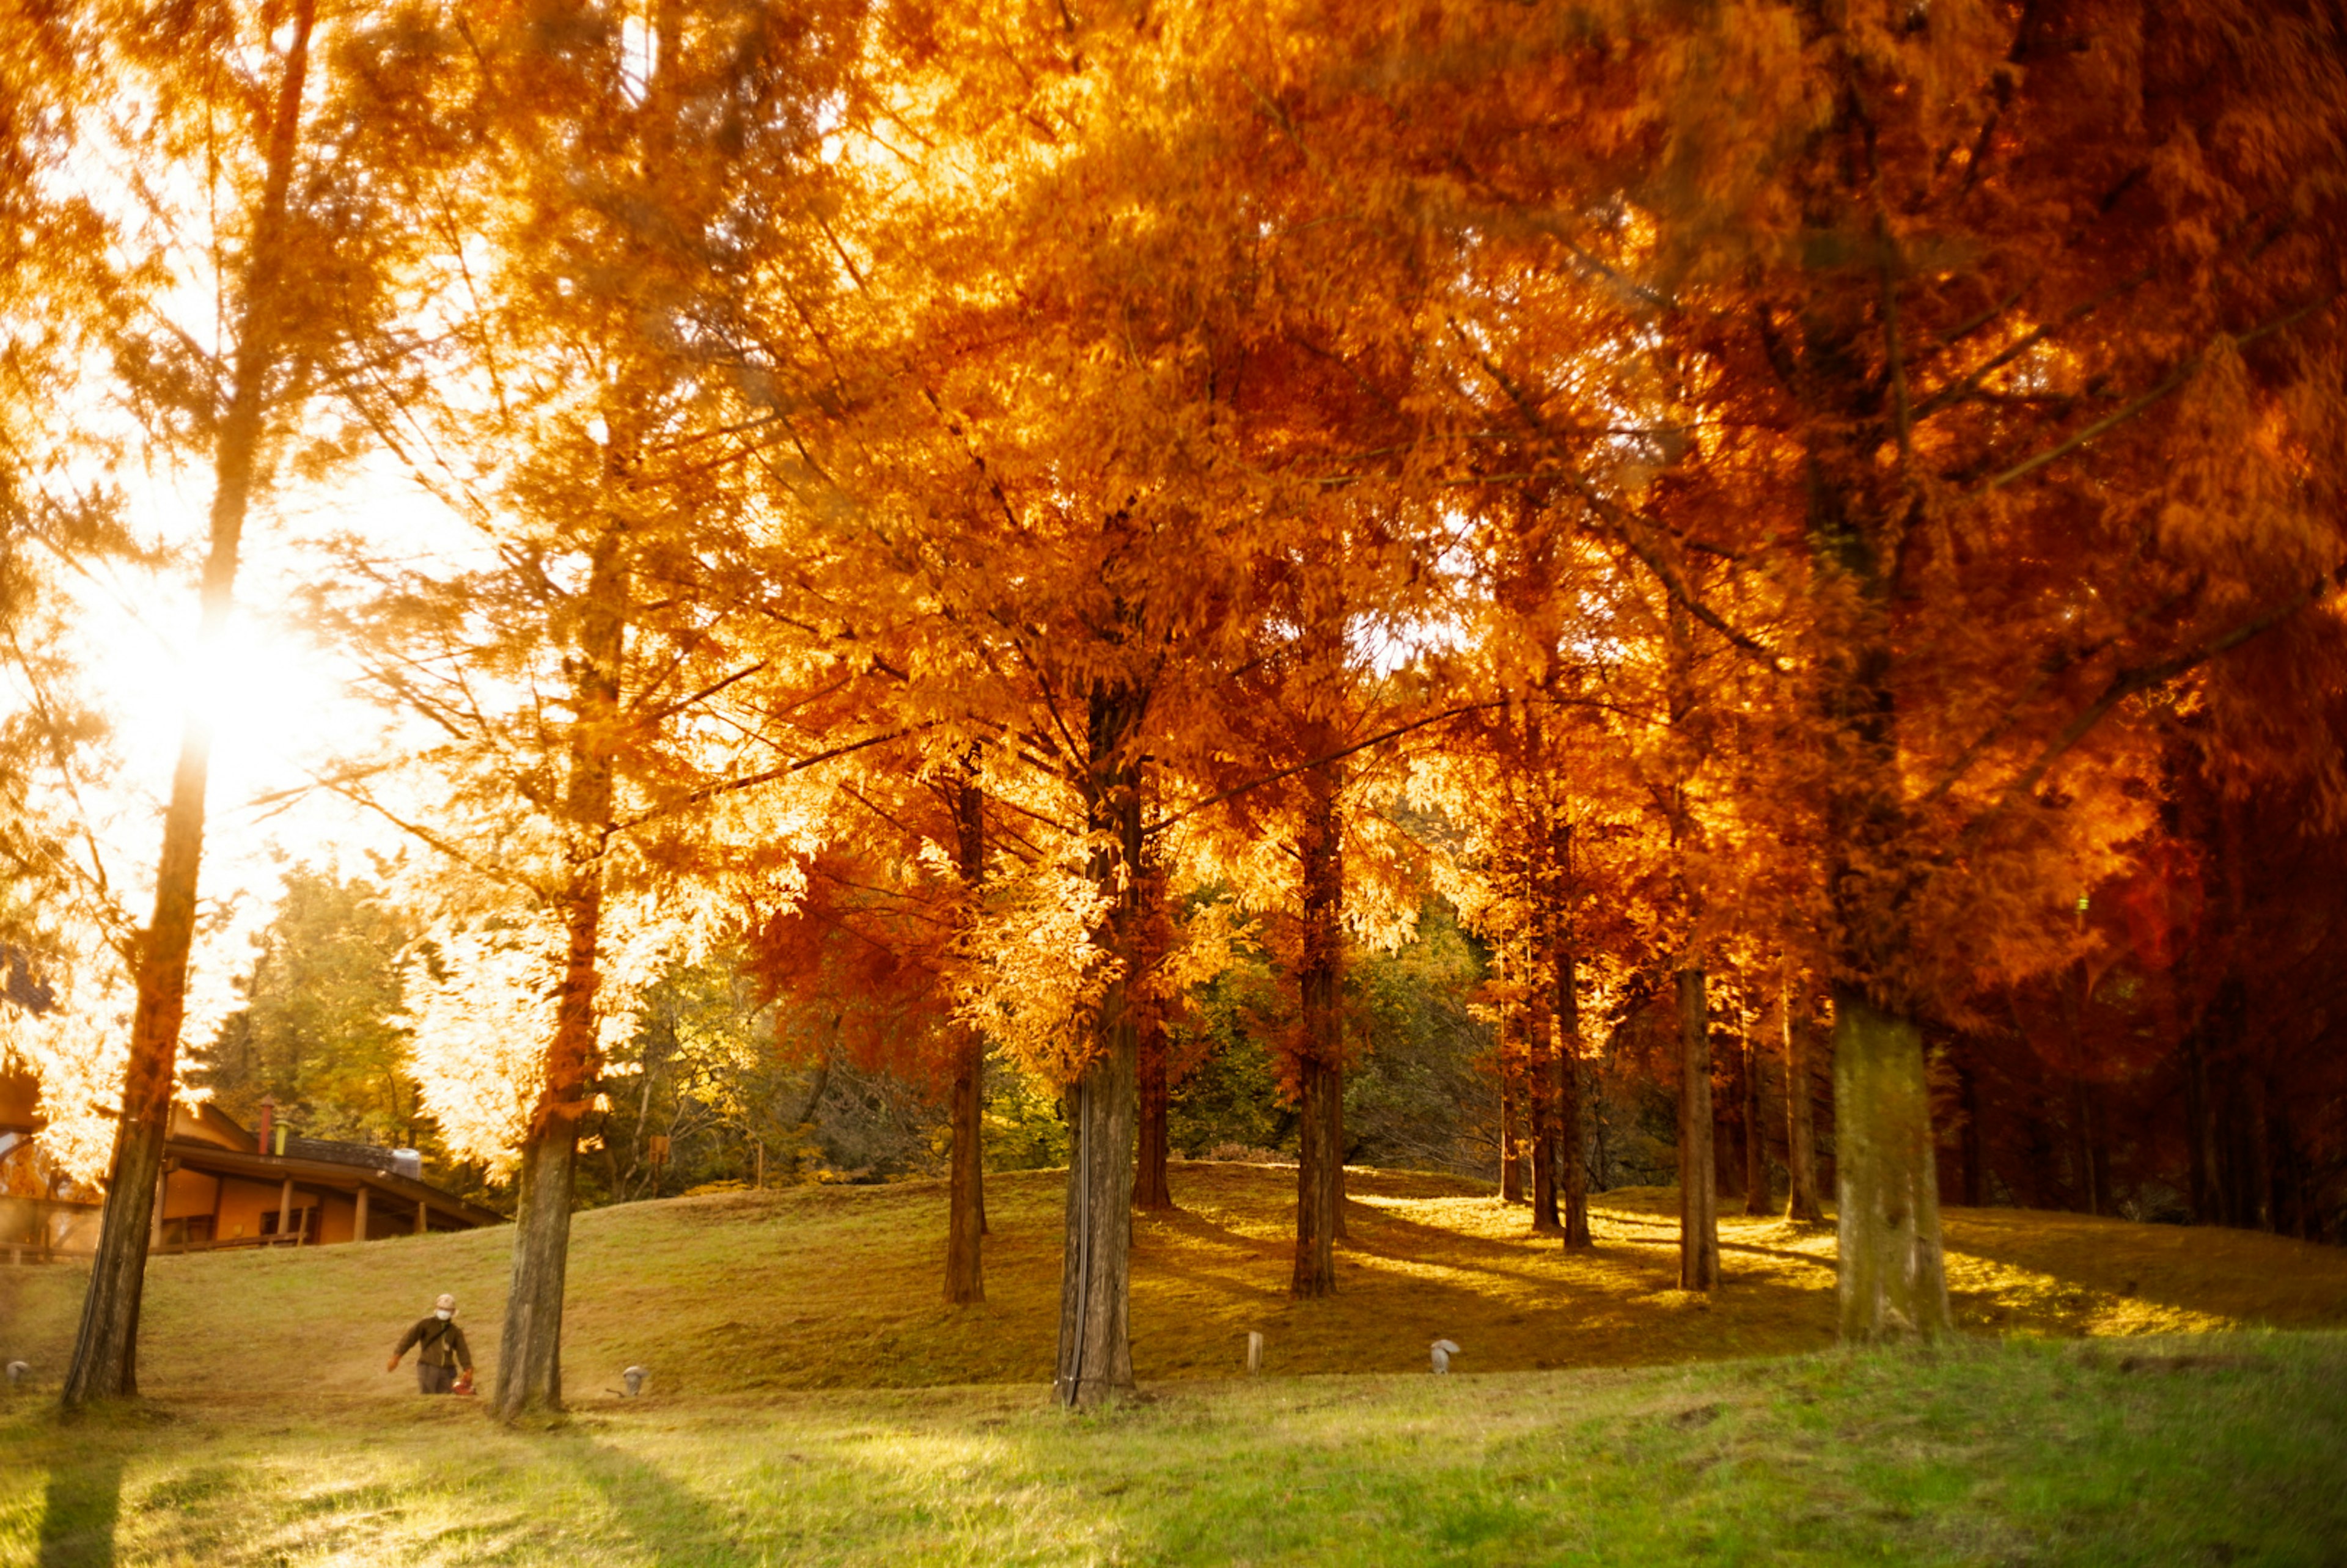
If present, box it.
[62,0,316,1409]
[1056,686,1140,1408]
[2182,1027,2216,1223]
[1718,1024,1746,1203]
[1956,1050,1984,1208]
[1057,1030,1135,1406]
[2070,1077,2100,1217]
[1661,595,1714,1283]
[2247,1071,2275,1233]
[1784,983,1824,1224]
[1527,988,1562,1236]
[1133,1014,1174,1213]
[1291,762,1343,1297]
[946,772,988,1301]
[1498,1002,1525,1203]
[1832,992,1950,1339]
[494,500,629,1421]
[1331,1055,1349,1242]
[1551,919,1590,1248]
[1742,1022,1769,1217]
[1677,967,1719,1289]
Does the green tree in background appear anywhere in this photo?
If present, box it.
[196,867,420,1149]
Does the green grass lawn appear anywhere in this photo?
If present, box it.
[6,1333,2344,1565]
[4,1163,2346,1564]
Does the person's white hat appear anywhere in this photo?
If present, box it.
[435,1293,457,1311]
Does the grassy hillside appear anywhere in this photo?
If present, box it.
[4,1162,2344,1402]
[6,1333,2345,1565]
[6,1167,2345,1564]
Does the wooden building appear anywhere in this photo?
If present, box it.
[1,1069,502,1258]
[152,1101,504,1250]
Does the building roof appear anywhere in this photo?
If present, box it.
[162,1138,507,1228]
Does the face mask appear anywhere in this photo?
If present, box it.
[435,1310,453,1321]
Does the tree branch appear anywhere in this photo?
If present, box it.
[613,724,929,833]
[1950,563,2345,855]
[1974,296,2331,493]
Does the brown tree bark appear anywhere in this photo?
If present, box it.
[1783,994,1824,1225]
[1527,989,1562,1237]
[1291,761,1343,1297]
[494,511,629,1423]
[62,0,317,1409]
[1498,999,1526,1203]
[1677,967,1719,1289]
[2070,1076,2103,1217]
[946,772,988,1302]
[1133,1013,1174,1213]
[2182,1027,2217,1223]
[1550,914,1590,1248]
[1956,1050,1985,1209]
[2247,1071,2275,1233]
[1742,1023,1769,1217]
[1331,1054,1350,1242]
[1055,684,1141,1408]
[1717,1034,1746,1203]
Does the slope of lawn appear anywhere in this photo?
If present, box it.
[5,1333,2345,1565]
[4,1160,2345,1402]
[5,1163,2346,1564]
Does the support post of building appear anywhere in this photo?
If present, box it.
[414,1199,428,1236]
[276,1176,293,1243]
[354,1185,370,1244]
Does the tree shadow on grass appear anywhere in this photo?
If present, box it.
[36,1449,123,1568]
[1936,1207,2347,1325]
[558,1432,754,1567]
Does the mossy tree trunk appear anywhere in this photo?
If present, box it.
[1831,992,1950,1340]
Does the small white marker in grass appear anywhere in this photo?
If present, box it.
[1430,1339,1460,1374]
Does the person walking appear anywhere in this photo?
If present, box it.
[387,1292,473,1394]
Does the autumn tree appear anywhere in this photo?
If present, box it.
[315,0,872,1418]
[62,0,455,1405]
[1262,0,2347,1339]
[742,750,1005,1302]
[802,0,1418,1400]
[1175,516,1442,1296]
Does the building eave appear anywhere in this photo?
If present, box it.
[163,1138,507,1228]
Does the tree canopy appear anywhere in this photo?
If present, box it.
[6,0,2344,1415]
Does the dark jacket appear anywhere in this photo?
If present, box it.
[395,1314,472,1371]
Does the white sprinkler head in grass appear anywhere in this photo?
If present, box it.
[622,1365,647,1397]
[1430,1339,1460,1374]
